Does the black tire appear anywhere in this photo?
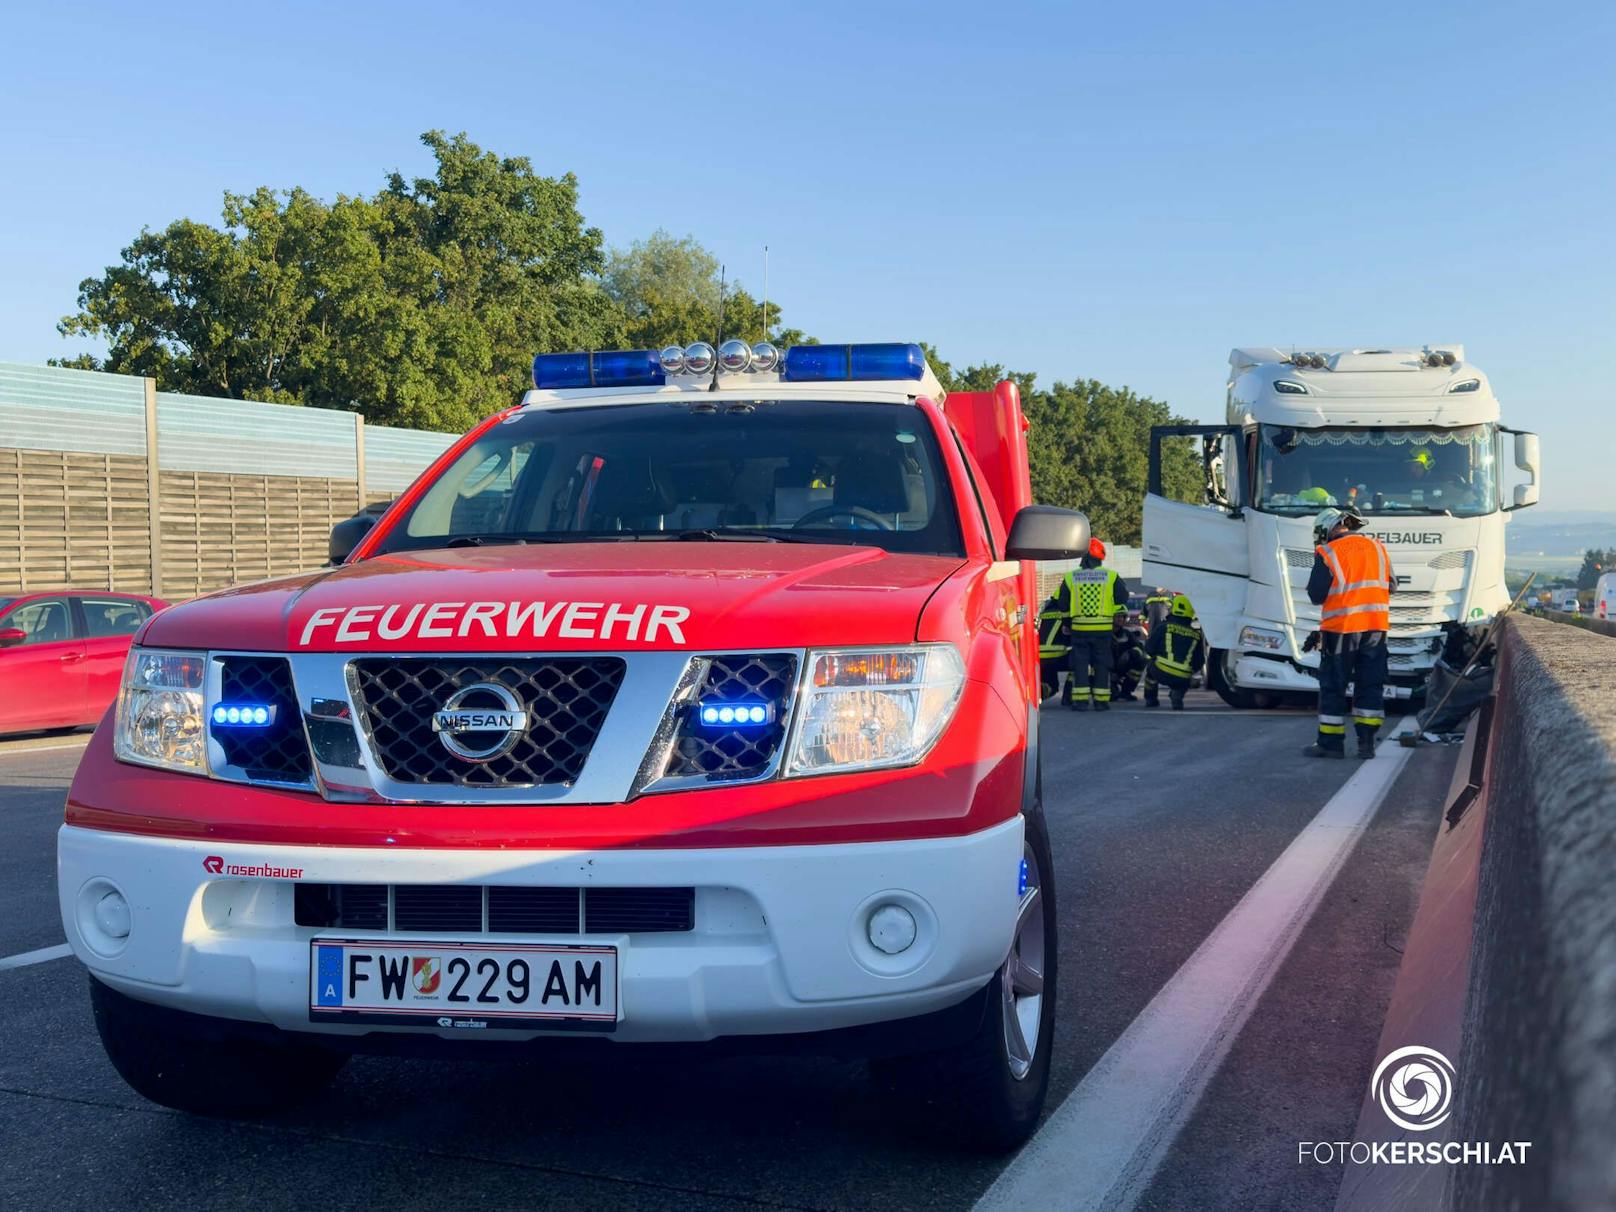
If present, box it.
[90,977,346,1116]
[872,807,1058,1152]
[1207,648,1261,709]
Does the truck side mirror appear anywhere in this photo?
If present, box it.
[0,626,27,648]
[328,513,378,565]
[1005,505,1091,560]
[1509,431,1539,510]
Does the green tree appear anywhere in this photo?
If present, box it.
[1577,548,1613,590]
[603,230,805,350]
[60,132,618,431]
[927,350,1197,545]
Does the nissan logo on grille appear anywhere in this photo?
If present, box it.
[430,682,529,762]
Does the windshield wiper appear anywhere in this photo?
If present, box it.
[443,533,642,547]
[445,535,530,548]
[615,528,822,544]
[1373,505,1453,516]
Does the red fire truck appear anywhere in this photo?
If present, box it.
[59,341,1088,1148]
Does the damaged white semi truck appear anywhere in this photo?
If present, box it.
[1143,346,1540,708]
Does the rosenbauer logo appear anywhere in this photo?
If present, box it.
[202,855,304,880]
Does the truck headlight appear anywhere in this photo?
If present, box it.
[784,645,965,777]
[1239,626,1287,652]
[113,648,208,774]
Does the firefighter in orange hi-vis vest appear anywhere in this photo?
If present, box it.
[1302,506,1393,759]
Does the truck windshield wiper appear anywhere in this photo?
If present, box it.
[1374,505,1453,516]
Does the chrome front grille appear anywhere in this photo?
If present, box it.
[350,657,626,787]
[206,648,803,803]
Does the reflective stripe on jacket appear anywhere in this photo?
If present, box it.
[1153,621,1204,677]
[1317,533,1391,634]
[1038,609,1070,658]
[1064,568,1123,632]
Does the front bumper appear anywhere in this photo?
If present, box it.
[58,819,1023,1044]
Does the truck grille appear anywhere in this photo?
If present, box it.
[294,884,694,934]
[215,656,313,784]
[350,657,625,787]
[661,654,798,782]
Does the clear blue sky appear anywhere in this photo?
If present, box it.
[2,1,1610,509]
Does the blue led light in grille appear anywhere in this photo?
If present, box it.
[697,700,774,728]
[212,703,273,727]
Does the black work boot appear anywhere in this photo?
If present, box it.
[1356,735,1377,759]
[1144,696,1159,708]
[1171,696,1185,711]
[1094,700,1111,713]
[1069,700,1089,712]
[1302,743,1345,759]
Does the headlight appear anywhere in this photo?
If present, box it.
[114,648,208,774]
[784,645,965,777]
[1239,626,1287,652]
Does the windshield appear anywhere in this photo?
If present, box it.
[377,400,964,556]
[1255,424,1499,518]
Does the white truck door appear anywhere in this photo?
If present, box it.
[1141,426,1249,651]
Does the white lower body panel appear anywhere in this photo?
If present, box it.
[58,820,1024,1043]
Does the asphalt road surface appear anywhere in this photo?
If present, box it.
[0,694,1458,1211]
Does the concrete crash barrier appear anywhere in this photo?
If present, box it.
[1456,615,1616,1210]
[1337,615,1614,1212]
[1541,608,1616,639]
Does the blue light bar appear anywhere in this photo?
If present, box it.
[697,700,775,728]
[781,343,926,383]
[212,703,275,727]
[532,349,667,390]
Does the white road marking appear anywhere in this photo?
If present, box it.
[977,718,1416,1212]
[0,739,92,757]
[0,943,73,972]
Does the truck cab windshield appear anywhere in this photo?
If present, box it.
[1255,423,1499,518]
[376,400,965,557]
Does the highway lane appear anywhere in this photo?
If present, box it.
[0,698,1457,1211]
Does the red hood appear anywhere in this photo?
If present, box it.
[140,543,964,652]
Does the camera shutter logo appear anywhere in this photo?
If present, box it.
[1372,1045,1456,1131]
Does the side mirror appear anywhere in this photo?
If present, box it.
[1505,430,1540,511]
[0,626,27,649]
[328,513,378,565]
[1005,505,1091,560]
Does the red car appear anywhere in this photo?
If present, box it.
[0,591,167,735]
[59,342,1091,1148]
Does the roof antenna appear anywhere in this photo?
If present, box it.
[710,265,726,392]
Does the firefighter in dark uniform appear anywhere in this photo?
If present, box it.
[1143,593,1204,709]
[1144,587,1173,630]
[1304,506,1394,759]
[1037,593,1071,703]
[1052,538,1129,711]
[1111,614,1149,701]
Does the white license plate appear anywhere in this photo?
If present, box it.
[309,939,617,1031]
